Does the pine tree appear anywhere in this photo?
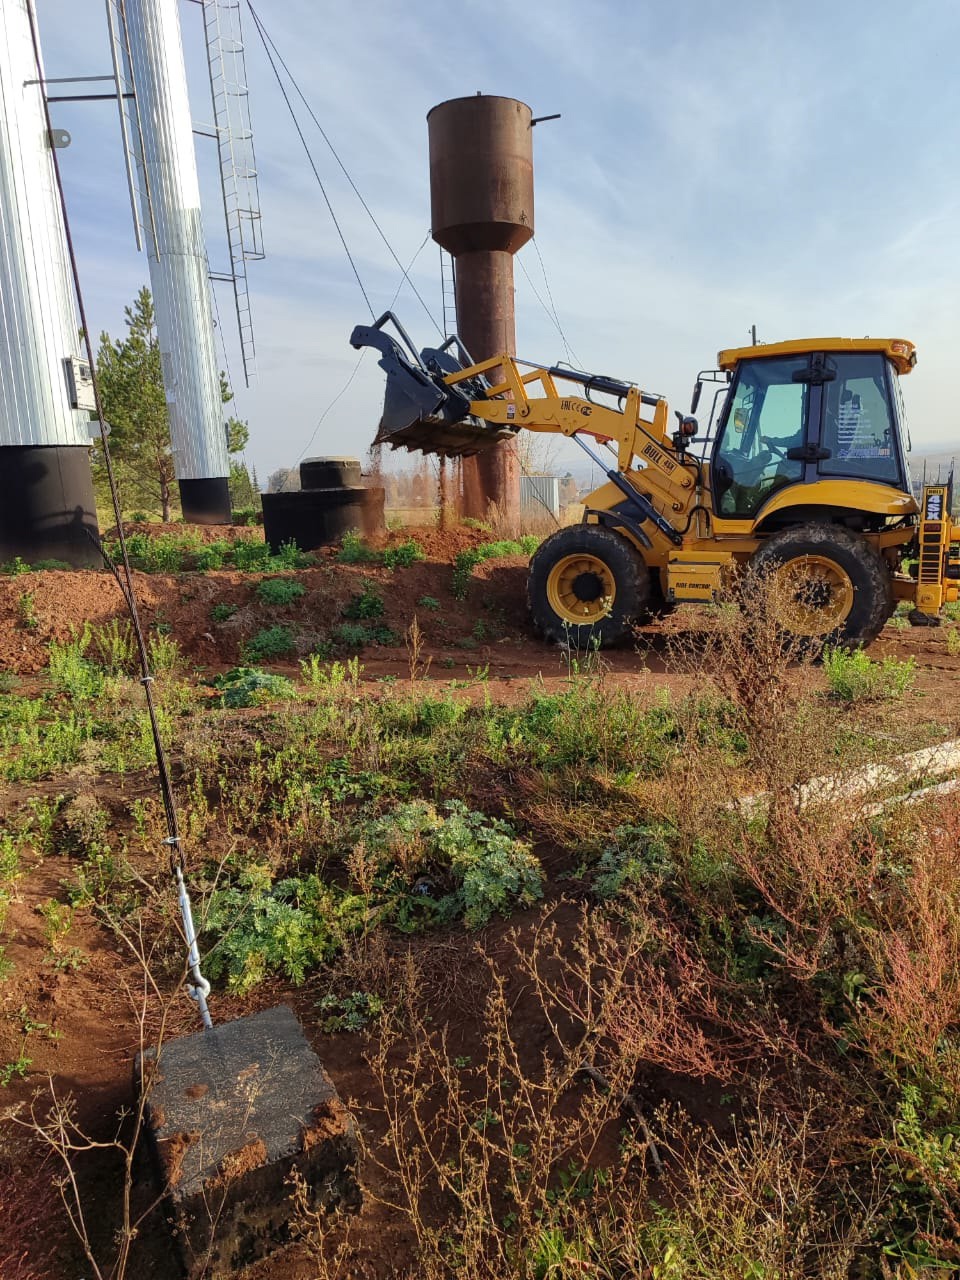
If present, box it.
[95,286,249,523]
[94,287,175,520]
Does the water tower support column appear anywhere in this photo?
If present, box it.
[0,0,100,567]
[428,95,535,525]
[124,0,231,524]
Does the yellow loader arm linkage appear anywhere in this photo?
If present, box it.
[350,312,696,547]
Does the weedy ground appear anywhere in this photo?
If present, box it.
[0,529,959,1279]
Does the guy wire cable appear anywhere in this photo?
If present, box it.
[286,231,435,480]
[246,0,443,339]
[25,2,212,1030]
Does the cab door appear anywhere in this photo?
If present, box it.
[815,353,910,492]
[710,355,809,520]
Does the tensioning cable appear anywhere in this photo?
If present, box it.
[246,1,443,339]
[285,230,434,480]
[25,5,212,1030]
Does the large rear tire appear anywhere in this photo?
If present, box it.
[750,522,893,649]
[528,524,650,647]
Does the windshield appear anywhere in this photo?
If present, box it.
[713,356,807,516]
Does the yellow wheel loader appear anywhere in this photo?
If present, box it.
[351,314,960,649]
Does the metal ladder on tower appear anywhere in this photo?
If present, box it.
[202,0,264,386]
[440,247,457,340]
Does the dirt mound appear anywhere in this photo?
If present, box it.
[367,525,490,560]
[0,548,534,677]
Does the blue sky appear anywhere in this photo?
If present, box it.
[35,0,960,481]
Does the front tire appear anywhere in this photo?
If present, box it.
[750,522,893,649]
[528,524,650,647]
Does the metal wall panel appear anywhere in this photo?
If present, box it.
[0,0,90,448]
[124,0,228,482]
[520,474,560,519]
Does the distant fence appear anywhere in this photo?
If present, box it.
[520,475,560,520]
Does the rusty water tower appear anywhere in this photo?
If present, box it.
[428,95,534,522]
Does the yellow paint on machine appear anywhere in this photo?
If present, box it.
[666,555,726,603]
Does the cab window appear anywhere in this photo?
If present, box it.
[819,354,900,484]
[713,357,807,516]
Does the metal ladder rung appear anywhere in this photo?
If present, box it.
[202,0,262,384]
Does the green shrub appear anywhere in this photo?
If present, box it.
[0,832,22,934]
[822,647,916,701]
[418,595,441,611]
[210,666,295,708]
[452,537,541,597]
[272,540,314,569]
[343,582,385,620]
[146,536,187,572]
[332,622,370,650]
[316,990,384,1033]
[17,592,38,631]
[256,577,306,607]
[332,622,399,650]
[452,548,483,598]
[211,602,238,624]
[203,870,365,993]
[232,539,273,571]
[382,539,425,569]
[146,632,181,675]
[48,630,103,700]
[590,824,676,898]
[337,531,381,565]
[362,799,543,930]
[194,541,231,572]
[90,619,134,674]
[242,625,296,662]
[1,556,32,575]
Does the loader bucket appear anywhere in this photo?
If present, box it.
[351,314,516,458]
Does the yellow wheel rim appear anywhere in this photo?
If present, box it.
[769,554,854,637]
[545,553,615,624]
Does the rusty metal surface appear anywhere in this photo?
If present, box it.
[428,95,533,521]
[454,250,520,518]
[428,95,534,256]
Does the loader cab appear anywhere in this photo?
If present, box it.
[710,342,913,520]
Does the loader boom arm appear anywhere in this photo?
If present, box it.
[350,313,699,545]
[439,351,697,542]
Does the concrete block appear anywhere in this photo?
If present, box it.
[139,1005,359,1277]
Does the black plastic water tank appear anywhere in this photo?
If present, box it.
[299,456,363,490]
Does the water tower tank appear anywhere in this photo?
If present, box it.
[428,96,534,255]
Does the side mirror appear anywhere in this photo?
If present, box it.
[691,380,702,414]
